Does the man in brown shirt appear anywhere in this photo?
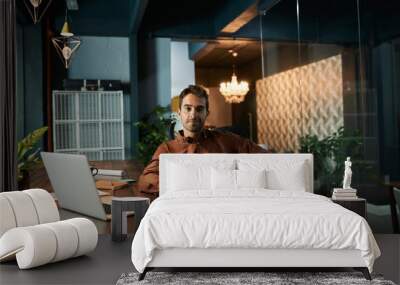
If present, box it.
[137,85,266,200]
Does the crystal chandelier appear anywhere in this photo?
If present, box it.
[219,73,249,104]
[219,51,249,104]
[23,0,53,24]
[51,9,81,69]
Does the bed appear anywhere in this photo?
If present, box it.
[131,154,380,280]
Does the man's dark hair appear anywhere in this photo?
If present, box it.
[179,85,209,112]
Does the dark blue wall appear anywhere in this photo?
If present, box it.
[16,22,44,143]
[138,37,171,118]
[68,36,130,81]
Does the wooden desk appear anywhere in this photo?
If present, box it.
[29,159,144,193]
[98,185,134,198]
[90,159,144,197]
[29,159,145,234]
[384,181,400,234]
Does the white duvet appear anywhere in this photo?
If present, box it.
[131,190,380,273]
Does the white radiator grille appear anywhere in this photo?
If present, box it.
[53,90,125,160]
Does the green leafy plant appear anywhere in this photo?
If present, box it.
[134,106,176,165]
[17,126,48,181]
[299,127,364,196]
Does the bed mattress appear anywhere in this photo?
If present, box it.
[131,190,380,273]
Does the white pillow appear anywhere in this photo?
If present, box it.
[167,160,235,192]
[167,162,210,191]
[238,159,307,191]
[211,168,267,190]
[266,166,306,191]
[237,169,267,188]
[211,168,236,190]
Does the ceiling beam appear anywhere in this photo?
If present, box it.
[220,3,258,34]
[189,39,256,64]
[213,0,257,34]
[139,0,259,40]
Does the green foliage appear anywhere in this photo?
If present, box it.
[134,106,176,165]
[17,126,48,181]
[299,127,364,195]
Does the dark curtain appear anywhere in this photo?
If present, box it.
[0,0,17,192]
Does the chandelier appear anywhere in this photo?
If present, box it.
[219,51,249,104]
[51,9,81,69]
[219,73,249,104]
[23,0,53,24]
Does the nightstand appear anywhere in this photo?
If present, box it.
[331,198,366,219]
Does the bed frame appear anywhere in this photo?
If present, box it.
[138,154,372,281]
[139,248,371,280]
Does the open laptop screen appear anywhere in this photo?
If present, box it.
[41,152,108,220]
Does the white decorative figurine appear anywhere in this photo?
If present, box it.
[342,157,352,189]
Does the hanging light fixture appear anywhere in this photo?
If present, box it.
[23,0,53,24]
[51,9,81,69]
[219,51,249,104]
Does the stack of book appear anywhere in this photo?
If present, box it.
[96,180,129,191]
[94,169,127,181]
[92,168,136,197]
[332,188,358,200]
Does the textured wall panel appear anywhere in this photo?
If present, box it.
[256,55,344,152]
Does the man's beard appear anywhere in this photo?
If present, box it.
[184,119,204,133]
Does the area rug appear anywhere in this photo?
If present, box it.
[116,271,395,285]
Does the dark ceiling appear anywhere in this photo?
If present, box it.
[17,0,132,36]
[16,0,400,43]
[16,0,400,67]
[138,0,257,40]
[139,0,226,34]
[193,0,400,68]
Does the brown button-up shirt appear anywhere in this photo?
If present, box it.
[136,129,267,200]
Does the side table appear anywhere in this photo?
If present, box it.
[111,197,150,241]
[332,198,367,219]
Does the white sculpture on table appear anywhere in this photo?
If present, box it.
[342,157,353,189]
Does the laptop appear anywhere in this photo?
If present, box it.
[41,152,111,221]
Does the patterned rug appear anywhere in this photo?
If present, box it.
[116,271,395,285]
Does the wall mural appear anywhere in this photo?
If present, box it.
[256,54,344,152]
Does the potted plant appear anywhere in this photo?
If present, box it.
[17,126,48,189]
[299,127,364,196]
[134,106,176,165]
